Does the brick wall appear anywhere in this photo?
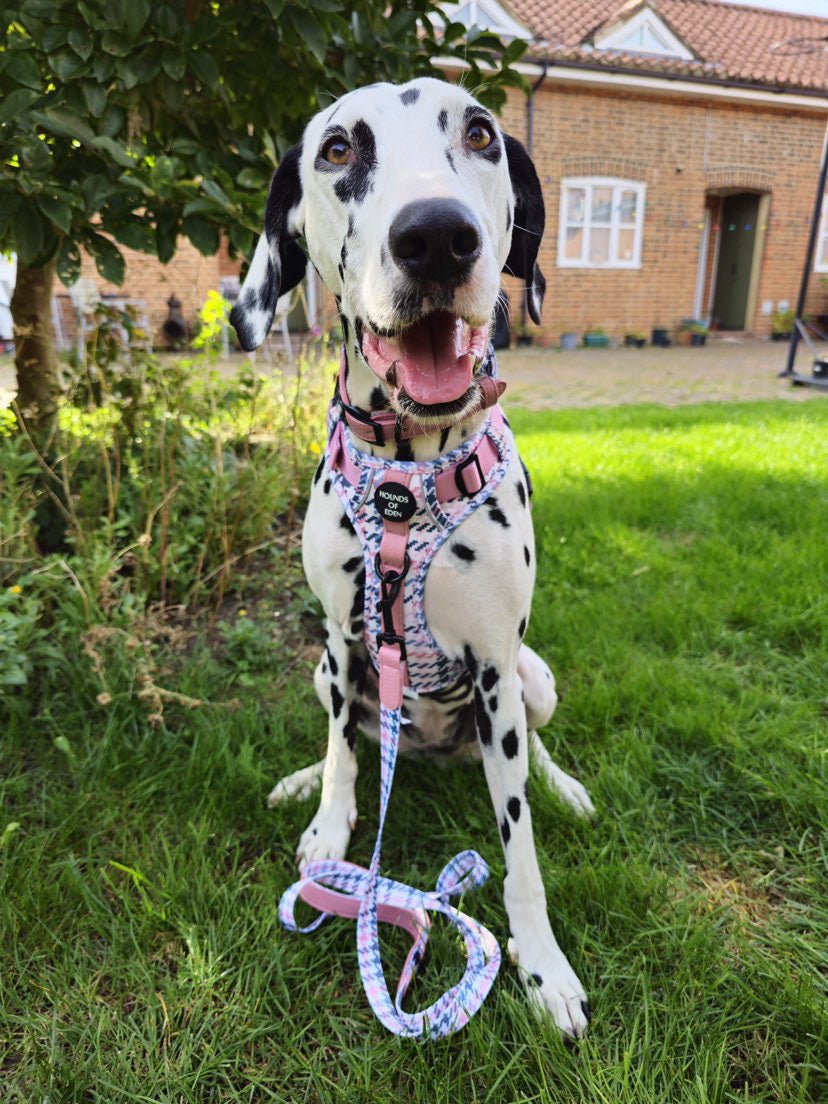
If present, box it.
[501,83,828,343]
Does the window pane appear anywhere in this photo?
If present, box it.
[566,187,586,223]
[589,227,610,264]
[565,226,583,260]
[618,228,636,262]
[619,190,638,222]
[592,188,612,224]
[820,236,828,268]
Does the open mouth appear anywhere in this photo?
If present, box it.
[362,312,488,410]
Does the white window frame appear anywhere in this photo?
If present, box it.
[557,178,647,270]
[593,5,695,61]
[815,195,828,273]
[438,1,532,38]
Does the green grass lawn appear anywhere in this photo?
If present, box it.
[2,399,827,1102]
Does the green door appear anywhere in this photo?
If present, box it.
[712,194,759,330]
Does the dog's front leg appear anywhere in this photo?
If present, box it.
[469,651,590,1039]
[295,618,360,869]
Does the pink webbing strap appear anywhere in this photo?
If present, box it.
[376,472,411,709]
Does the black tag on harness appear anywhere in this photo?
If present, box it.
[374,482,417,522]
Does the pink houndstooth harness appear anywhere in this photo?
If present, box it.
[280,351,510,1039]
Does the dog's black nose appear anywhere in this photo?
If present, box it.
[388,199,481,282]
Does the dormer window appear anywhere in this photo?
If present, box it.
[440,1,532,39]
[593,4,695,61]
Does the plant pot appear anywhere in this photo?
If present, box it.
[690,333,706,346]
[652,327,671,347]
[560,332,577,351]
[772,331,792,342]
[516,334,533,346]
[583,334,609,348]
[813,357,828,378]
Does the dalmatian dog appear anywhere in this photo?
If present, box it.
[230,77,594,1039]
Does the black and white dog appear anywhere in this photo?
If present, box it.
[231,77,594,1038]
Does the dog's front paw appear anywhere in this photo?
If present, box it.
[296,802,357,870]
[508,936,590,1039]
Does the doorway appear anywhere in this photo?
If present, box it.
[711,193,760,330]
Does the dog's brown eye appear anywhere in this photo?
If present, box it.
[466,121,494,151]
[322,138,352,165]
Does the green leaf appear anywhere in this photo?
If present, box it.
[57,236,81,284]
[182,215,219,256]
[38,196,73,234]
[200,179,233,211]
[82,81,107,116]
[42,24,70,52]
[86,231,125,284]
[101,30,132,57]
[49,50,90,82]
[0,194,21,238]
[155,210,178,263]
[0,822,21,849]
[116,57,139,90]
[263,0,285,16]
[31,107,97,146]
[236,168,266,190]
[92,53,116,82]
[4,52,42,90]
[182,197,220,217]
[161,47,186,81]
[289,8,328,64]
[190,50,219,86]
[100,104,125,138]
[91,135,135,169]
[14,205,44,265]
[0,88,39,125]
[68,27,94,61]
[125,0,150,39]
[112,217,155,253]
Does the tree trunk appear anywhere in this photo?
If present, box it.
[11,257,61,431]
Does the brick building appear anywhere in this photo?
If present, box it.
[67,0,828,348]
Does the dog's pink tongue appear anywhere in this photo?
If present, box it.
[396,313,473,404]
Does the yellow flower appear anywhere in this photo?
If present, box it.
[9,585,22,594]
[239,608,247,617]
[310,441,321,455]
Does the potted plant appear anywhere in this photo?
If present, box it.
[560,328,578,351]
[689,321,708,347]
[624,331,647,348]
[652,325,671,347]
[583,326,609,348]
[772,307,795,341]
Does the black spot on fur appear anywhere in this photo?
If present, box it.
[481,666,499,692]
[354,316,364,353]
[330,684,344,719]
[395,440,413,462]
[350,618,364,636]
[501,817,511,844]
[507,796,521,821]
[463,644,478,679]
[445,149,457,174]
[523,545,530,566]
[342,555,361,574]
[438,109,448,132]
[400,87,420,105]
[334,119,376,204]
[439,426,451,452]
[324,478,331,494]
[349,568,366,620]
[452,543,475,563]
[343,702,363,749]
[506,205,512,232]
[488,506,510,528]
[337,263,344,280]
[340,240,348,268]
[531,973,543,987]
[517,481,526,507]
[370,386,387,411]
[313,459,324,484]
[474,687,492,746]
[347,214,355,237]
[501,728,518,758]
[348,653,365,688]
[518,617,526,637]
[327,649,338,677]
[340,513,356,535]
[488,695,497,712]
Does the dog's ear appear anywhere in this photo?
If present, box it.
[230,142,306,351]
[502,134,546,326]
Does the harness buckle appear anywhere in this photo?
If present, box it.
[454,451,485,498]
[376,630,407,661]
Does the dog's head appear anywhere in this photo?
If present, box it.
[230,77,545,421]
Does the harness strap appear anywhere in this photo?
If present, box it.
[338,353,505,446]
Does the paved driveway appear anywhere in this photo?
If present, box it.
[2,337,826,412]
[498,337,828,410]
